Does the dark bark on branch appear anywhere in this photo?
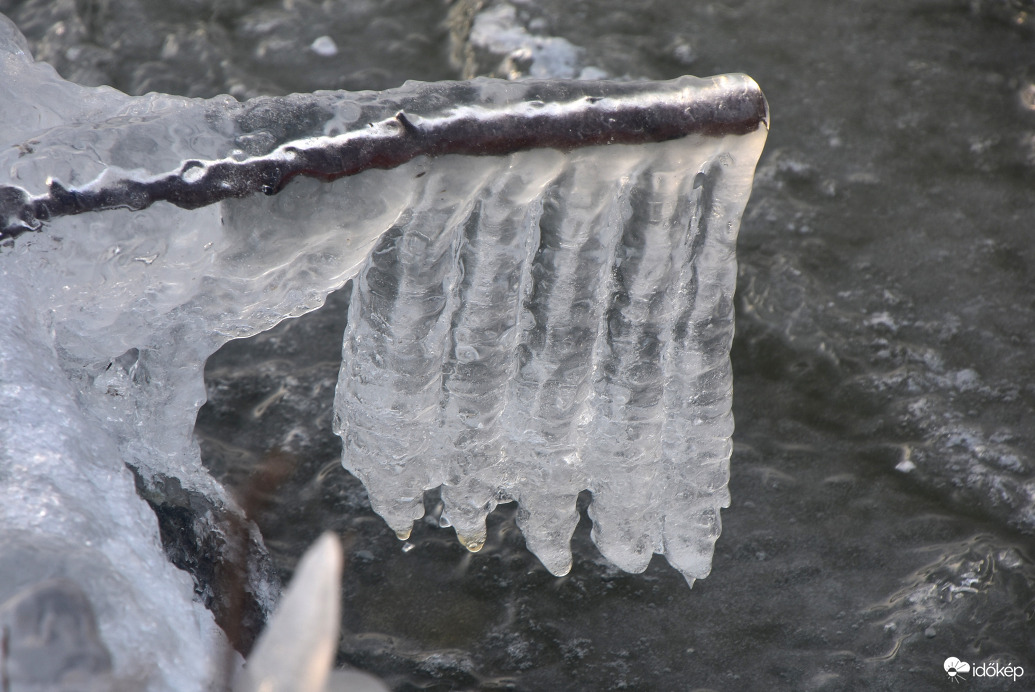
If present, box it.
[0,75,767,240]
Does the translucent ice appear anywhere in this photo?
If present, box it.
[2,69,764,585]
[1,34,765,692]
[335,116,766,584]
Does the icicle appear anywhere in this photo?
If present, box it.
[234,532,388,692]
[434,150,568,551]
[579,143,707,575]
[331,130,767,583]
[338,156,507,536]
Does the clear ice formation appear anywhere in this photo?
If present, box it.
[0,23,767,587]
[0,10,765,684]
[335,132,767,583]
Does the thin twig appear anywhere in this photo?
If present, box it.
[0,76,767,240]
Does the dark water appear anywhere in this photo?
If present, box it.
[8,0,1035,689]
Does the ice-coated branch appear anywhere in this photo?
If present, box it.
[0,76,767,240]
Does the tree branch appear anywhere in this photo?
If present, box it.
[0,76,767,240]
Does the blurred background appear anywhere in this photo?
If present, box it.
[3,0,1034,689]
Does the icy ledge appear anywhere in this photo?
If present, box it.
[0,9,765,688]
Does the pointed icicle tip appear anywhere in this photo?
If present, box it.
[234,532,343,692]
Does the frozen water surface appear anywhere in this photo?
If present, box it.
[4,0,1035,690]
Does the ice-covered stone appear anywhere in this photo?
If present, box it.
[469,3,589,79]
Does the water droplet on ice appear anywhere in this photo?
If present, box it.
[401,541,415,553]
[459,535,485,553]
